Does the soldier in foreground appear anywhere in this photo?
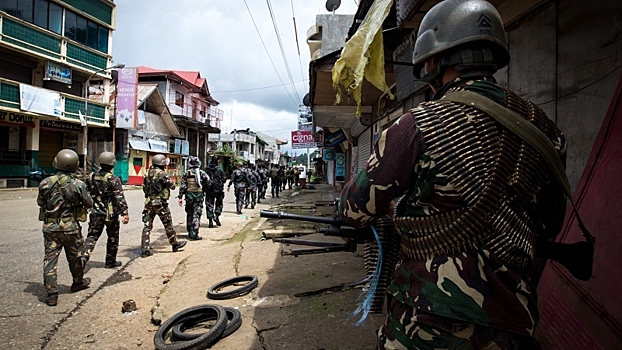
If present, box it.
[141,154,186,257]
[177,156,210,240]
[227,161,248,215]
[339,1,567,348]
[203,156,225,227]
[81,151,129,268]
[37,149,93,306]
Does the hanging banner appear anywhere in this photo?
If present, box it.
[19,84,62,117]
[323,149,336,161]
[325,129,347,147]
[298,105,312,131]
[116,67,137,129]
[291,130,315,149]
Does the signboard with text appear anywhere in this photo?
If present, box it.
[335,153,346,182]
[298,105,312,131]
[19,84,61,117]
[291,130,315,149]
[116,67,138,129]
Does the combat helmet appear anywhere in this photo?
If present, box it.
[152,154,167,167]
[53,149,79,172]
[412,0,509,86]
[98,151,116,167]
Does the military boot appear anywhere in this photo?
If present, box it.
[172,241,187,252]
[214,216,221,226]
[105,261,122,268]
[46,293,58,306]
[71,277,91,292]
[209,218,214,228]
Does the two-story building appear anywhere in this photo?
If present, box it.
[0,0,118,187]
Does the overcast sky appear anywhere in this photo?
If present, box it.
[112,0,359,154]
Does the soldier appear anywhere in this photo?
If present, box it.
[244,164,259,209]
[293,166,300,187]
[81,151,129,269]
[204,156,226,227]
[339,1,567,348]
[177,156,210,240]
[37,149,93,306]
[269,165,280,198]
[256,164,267,202]
[141,154,186,257]
[278,165,286,192]
[227,161,248,215]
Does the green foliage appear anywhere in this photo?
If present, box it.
[214,144,236,158]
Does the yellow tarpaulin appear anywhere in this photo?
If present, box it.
[332,0,394,116]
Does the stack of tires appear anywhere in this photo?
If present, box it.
[154,275,258,350]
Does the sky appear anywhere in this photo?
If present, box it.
[112,0,360,154]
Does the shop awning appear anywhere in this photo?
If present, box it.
[129,140,151,152]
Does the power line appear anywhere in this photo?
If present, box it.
[291,0,308,96]
[266,0,301,103]
[243,0,298,106]
[212,79,304,93]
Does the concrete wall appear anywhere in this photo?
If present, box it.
[316,14,354,58]
[499,0,622,190]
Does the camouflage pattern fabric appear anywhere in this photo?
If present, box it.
[204,192,224,219]
[43,229,85,294]
[83,213,120,265]
[378,294,523,350]
[234,187,246,213]
[228,168,249,213]
[183,192,204,238]
[141,202,178,250]
[338,75,566,341]
[204,164,226,219]
[244,169,258,208]
[83,169,128,264]
[257,168,268,199]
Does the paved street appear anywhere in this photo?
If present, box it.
[0,186,241,349]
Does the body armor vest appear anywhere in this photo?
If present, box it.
[185,169,202,192]
[393,88,560,268]
[145,168,170,200]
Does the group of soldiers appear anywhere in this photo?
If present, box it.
[227,161,269,214]
[36,150,227,307]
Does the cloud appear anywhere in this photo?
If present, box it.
[112,0,359,151]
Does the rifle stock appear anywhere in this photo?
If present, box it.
[536,240,594,281]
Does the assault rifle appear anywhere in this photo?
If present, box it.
[260,208,594,281]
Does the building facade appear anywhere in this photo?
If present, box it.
[0,0,118,187]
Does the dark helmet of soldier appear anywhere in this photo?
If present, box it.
[53,149,79,172]
[412,0,509,85]
[152,154,167,167]
[98,151,116,167]
[188,156,200,168]
[209,155,218,166]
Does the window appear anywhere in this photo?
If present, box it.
[175,91,184,108]
[64,9,109,53]
[1,0,61,34]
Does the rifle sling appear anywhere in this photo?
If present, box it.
[442,91,594,243]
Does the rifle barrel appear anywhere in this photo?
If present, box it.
[260,209,342,225]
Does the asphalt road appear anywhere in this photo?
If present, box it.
[0,186,238,349]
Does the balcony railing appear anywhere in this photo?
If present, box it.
[0,77,108,126]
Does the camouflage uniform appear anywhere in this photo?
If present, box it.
[82,169,129,266]
[228,167,249,214]
[204,163,226,222]
[257,166,268,199]
[339,76,567,349]
[244,167,259,209]
[37,171,93,295]
[142,166,182,253]
[178,159,210,239]
[270,167,280,198]
[279,167,286,191]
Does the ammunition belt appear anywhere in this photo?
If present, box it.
[393,88,553,268]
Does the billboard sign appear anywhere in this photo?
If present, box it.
[291,130,315,149]
[116,67,137,129]
[298,105,312,131]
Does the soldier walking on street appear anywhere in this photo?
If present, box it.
[270,165,280,198]
[204,156,225,227]
[227,161,249,214]
[177,156,210,240]
[257,164,268,200]
[81,151,129,269]
[244,164,259,209]
[37,149,93,306]
[141,154,186,257]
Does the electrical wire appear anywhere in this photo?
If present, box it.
[266,0,301,103]
[243,0,298,106]
[211,79,304,93]
[291,0,308,97]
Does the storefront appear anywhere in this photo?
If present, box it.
[0,109,36,187]
[38,120,83,172]
[126,139,183,185]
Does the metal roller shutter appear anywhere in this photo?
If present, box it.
[38,130,63,167]
[357,127,372,173]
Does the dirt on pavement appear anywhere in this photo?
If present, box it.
[37,184,386,349]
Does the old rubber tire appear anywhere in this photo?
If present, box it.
[206,275,258,300]
[153,304,227,350]
[171,307,242,340]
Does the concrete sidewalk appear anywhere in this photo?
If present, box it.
[153,183,386,350]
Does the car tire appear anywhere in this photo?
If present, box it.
[153,304,227,350]
[206,275,258,300]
